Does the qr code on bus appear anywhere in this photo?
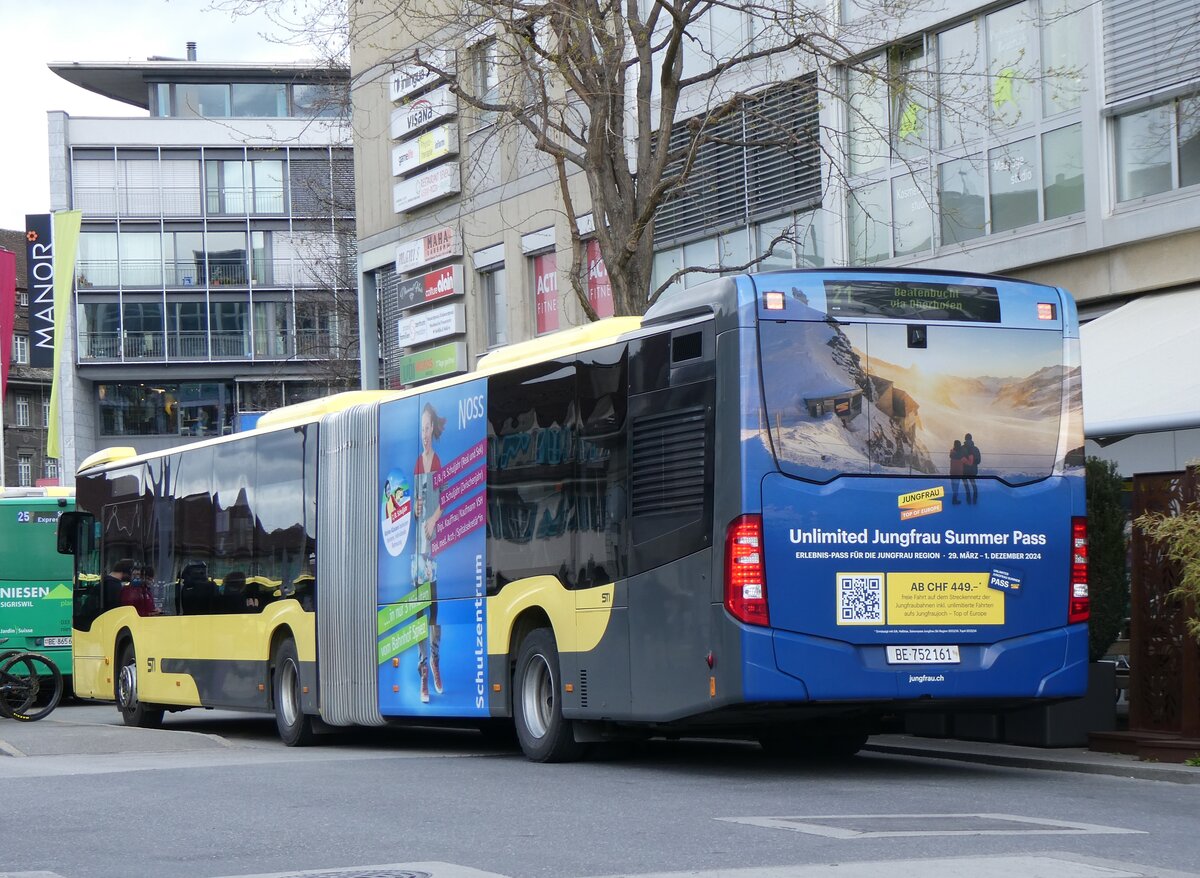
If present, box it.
[837,573,885,625]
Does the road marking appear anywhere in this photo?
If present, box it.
[206,864,510,878]
[718,813,1146,838]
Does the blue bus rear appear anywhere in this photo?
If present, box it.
[716,270,1087,712]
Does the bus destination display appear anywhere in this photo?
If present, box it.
[824,280,1002,322]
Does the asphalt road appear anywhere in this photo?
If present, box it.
[1,702,1198,878]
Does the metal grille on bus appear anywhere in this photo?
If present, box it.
[317,402,385,727]
[630,405,707,515]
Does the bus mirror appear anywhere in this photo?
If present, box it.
[57,512,84,555]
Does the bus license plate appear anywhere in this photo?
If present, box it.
[41,636,72,648]
[886,645,959,664]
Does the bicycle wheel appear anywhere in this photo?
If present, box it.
[0,652,63,721]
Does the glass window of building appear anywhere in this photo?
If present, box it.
[41,398,50,428]
[891,172,933,255]
[78,302,121,359]
[161,159,203,215]
[210,301,250,357]
[651,247,683,300]
[473,38,501,126]
[482,266,507,348]
[253,299,293,357]
[937,20,986,148]
[989,137,1040,231]
[15,395,30,427]
[167,301,208,358]
[1040,0,1085,116]
[77,232,118,287]
[1042,123,1084,218]
[232,83,287,117]
[98,382,234,436]
[165,231,206,286]
[718,228,750,275]
[17,454,32,487]
[1181,96,1200,189]
[117,159,162,216]
[73,159,117,215]
[1116,104,1173,202]
[293,83,344,118]
[890,41,931,162]
[120,232,163,286]
[847,61,888,175]
[175,83,231,118]
[848,181,890,264]
[987,1,1037,131]
[12,332,28,365]
[682,238,719,285]
[938,155,987,244]
[205,231,249,285]
[755,217,796,271]
[45,458,59,482]
[252,160,285,213]
[122,302,165,358]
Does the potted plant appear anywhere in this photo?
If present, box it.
[1134,480,1200,645]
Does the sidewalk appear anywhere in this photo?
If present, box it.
[865,734,1200,784]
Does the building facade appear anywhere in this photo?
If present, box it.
[1,230,56,487]
[47,48,357,479]
[349,0,1199,470]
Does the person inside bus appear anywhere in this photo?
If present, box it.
[103,558,134,611]
[962,432,981,505]
[414,402,446,703]
[221,570,258,613]
[179,562,215,615]
[120,564,158,616]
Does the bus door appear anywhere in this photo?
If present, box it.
[753,307,1084,701]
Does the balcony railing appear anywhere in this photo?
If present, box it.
[79,330,339,362]
[75,258,345,289]
[73,186,204,217]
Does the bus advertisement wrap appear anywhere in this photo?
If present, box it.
[377,379,489,716]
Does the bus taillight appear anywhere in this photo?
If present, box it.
[725,514,769,626]
[1068,516,1089,625]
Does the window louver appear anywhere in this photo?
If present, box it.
[653,74,821,244]
[1104,0,1200,104]
[631,405,707,515]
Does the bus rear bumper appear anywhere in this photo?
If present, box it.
[741,623,1088,703]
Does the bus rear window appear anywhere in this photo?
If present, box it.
[758,320,1074,483]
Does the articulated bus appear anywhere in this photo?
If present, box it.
[1,488,76,677]
[58,268,1087,761]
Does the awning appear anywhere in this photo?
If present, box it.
[1080,288,1200,438]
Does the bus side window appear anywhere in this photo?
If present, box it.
[72,516,103,632]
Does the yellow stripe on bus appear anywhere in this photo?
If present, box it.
[486,576,615,656]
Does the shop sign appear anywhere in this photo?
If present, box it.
[393,162,461,214]
[390,85,456,139]
[533,251,559,334]
[399,341,466,385]
[389,50,455,103]
[394,263,464,311]
[397,302,464,348]
[586,239,614,319]
[392,124,458,176]
[395,227,461,274]
[24,214,54,368]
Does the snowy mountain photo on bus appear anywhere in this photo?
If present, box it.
[758,305,1083,483]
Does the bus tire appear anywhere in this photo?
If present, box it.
[115,641,164,729]
[512,628,585,763]
[272,638,315,747]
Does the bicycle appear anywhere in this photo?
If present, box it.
[0,638,64,722]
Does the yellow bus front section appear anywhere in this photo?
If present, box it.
[72,601,315,709]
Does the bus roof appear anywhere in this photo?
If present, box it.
[0,486,75,499]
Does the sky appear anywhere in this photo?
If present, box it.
[0,0,312,232]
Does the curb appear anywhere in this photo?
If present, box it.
[864,738,1200,784]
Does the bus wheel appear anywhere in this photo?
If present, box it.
[115,642,164,729]
[513,628,585,763]
[272,639,314,747]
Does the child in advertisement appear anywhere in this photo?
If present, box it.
[414,402,445,702]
